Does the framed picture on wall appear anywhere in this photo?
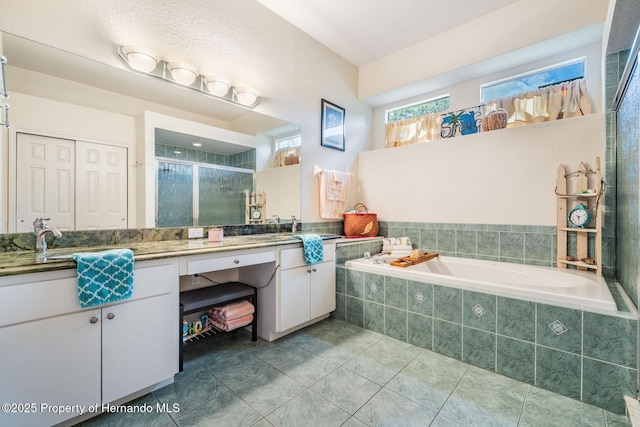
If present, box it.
[321,99,345,151]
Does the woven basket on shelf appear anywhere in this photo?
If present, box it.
[343,203,378,237]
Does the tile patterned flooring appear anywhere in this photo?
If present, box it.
[80,318,630,427]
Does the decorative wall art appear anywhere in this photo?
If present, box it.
[440,105,485,138]
[321,99,345,151]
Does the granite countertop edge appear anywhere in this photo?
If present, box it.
[0,234,344,277]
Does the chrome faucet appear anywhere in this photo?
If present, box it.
[291,215,297,233]
[267,215,280,224]
[33,217,63,253]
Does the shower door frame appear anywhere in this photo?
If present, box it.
[155,157,255,227]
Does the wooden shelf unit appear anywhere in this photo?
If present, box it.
[555,157,603,276]
[245,190,266,224]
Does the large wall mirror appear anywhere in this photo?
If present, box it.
[153,125,301,228]
[1,32,301,232]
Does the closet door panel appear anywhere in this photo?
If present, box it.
[76,141,128,230]
[16,133,75,232]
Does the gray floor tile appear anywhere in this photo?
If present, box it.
[153,368,228,418]
[78,318,621,427]
[430,413,468,426]
[341,416,368,426]
[311,367,381,414]
[354,388,437,426]
[342,337,421,385]
[265,389,350,426]
[439,367,527,427]
[248,335,311,366]
[275,350,338,386]
[207,351,273,389]
[174,391,262,427]
[519,386,606,427]
[386,352,467,411]
[233,367,306,416]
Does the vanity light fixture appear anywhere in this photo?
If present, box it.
[167,62,198,86]
[117,45,261,108]
[204,76,231,96]
[234,87,260,106]
[121,46,159,73]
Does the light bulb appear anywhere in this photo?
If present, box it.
[234,87,260,106]
[167,62,198,86]
[122,46,159,73]
[204,77,231,96]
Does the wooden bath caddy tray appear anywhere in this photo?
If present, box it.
[390,252,438,267]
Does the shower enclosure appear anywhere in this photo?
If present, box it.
[157,160,254,227]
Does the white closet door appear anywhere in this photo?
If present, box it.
[76,141,128,230]
[16,133,75,232]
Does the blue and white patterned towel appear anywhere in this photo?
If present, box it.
[293,234,324,264]
[73,249,134,308]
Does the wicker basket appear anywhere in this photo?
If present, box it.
[344,203,378,238]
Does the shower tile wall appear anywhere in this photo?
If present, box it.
[334,258,637,414]
[155,143,256,170]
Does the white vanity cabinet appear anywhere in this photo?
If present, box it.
[258,242,335,338]
[0,259,179,427]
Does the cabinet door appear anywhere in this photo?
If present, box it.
[310,261,336,319]
[101,292,177,403]
[0,310,101,427]
[279,267,310,332]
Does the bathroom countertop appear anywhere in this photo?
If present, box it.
[0,233,342,277]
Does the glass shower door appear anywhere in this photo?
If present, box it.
[157,162,194,227]
[198,166,254,225]
[157,161,254,227]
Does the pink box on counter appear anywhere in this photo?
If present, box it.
[208,228,223,242]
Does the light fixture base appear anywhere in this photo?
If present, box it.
[117,45,260,109]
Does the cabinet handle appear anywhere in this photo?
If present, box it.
[90,316,99,324]
[307,269,312,273]
[234,259,240,264]
[107,313,115,320]
[311,268,317,272]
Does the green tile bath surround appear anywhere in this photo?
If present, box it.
[335,235,637,414]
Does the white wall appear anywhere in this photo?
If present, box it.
[256,164,301,222]
[358,114,605,226]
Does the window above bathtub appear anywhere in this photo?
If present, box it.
[480,58,585,102]
[385,95,450,123]
[273,133,301,167]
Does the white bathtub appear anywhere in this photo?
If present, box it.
[345,255,617,311]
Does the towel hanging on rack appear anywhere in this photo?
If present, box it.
[314,165,351,219]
